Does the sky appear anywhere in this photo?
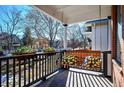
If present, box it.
[0,5,31,12]
[0,5,32,38]
[0,5,31,18]
[0,5,86,40]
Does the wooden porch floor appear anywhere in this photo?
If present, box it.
[34,68,113,87]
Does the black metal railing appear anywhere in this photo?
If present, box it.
[102,51,111,76]
[0,50,111,87]
[0,51,64,87]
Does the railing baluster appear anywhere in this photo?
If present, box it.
[28,58,30,84]
[0,60,1,87]
[42,55,44,78]
[60,52,62,69]
[52,55,53,72]
[53,54,55,70]
[24,58,26,86]
[56,53,58,69]
[37,56,39,79]
[13,58,15,87]
[45,55,47,76]
[49,55,51,74]
[6,59,9,87]
[50,55,53,73]
[47,55,49,75]
[32,57,34,82]
[36,55,38,80]
[39,55,41,79]
[53,54,55,71]
[52,55,55,72]
[49,55,50,74]
[51,55,53,73]
[59,53,61,68]
[18,59,21,87]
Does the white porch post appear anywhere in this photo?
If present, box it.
[63,24,68,50]
[108,19,112,50]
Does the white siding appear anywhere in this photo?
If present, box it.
[92,22,111,51]
[91,21,112,76]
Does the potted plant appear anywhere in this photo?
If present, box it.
[11,46,34,55]
[43,47,55,53]
[61,55,77,69]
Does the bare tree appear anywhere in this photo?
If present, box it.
[25,9,62,47]
[0,7,22,50]
[68,24,89,49]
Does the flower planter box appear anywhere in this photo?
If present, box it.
[43,51,56,56]
[12,52,35,56]
[11,52,35,61]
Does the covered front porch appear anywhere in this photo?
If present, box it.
[0,50,112,87]
[0,5,119,87]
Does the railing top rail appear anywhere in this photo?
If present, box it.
[101,51,111,54]
[0,50,111,60]
[65,50,101,53]
[65,50,111,53]
[0,51,63,60]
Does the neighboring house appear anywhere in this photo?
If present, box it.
[85,18,111,51]
[33,38,49,49]
[0,32,21,50]
[85,18,112,77]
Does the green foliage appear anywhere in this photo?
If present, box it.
[43,47,55,53]
[12,46,33,55]
[62,55,77,65]
[0,47,3,51]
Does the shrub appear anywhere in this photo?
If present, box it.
[0,47,3,52]
[12,46,33,55]
[43,47,55,53]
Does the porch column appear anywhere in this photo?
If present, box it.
[108,19,112,50]
[122,5,124,82]
[63,24,68,49]
[111,5,117,59]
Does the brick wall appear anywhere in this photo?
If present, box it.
[111,6,117,59]
[112,5,124,87]
[113,63,124,87]
[122,5,124,79]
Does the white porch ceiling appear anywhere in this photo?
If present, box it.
[35,5,112,24]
